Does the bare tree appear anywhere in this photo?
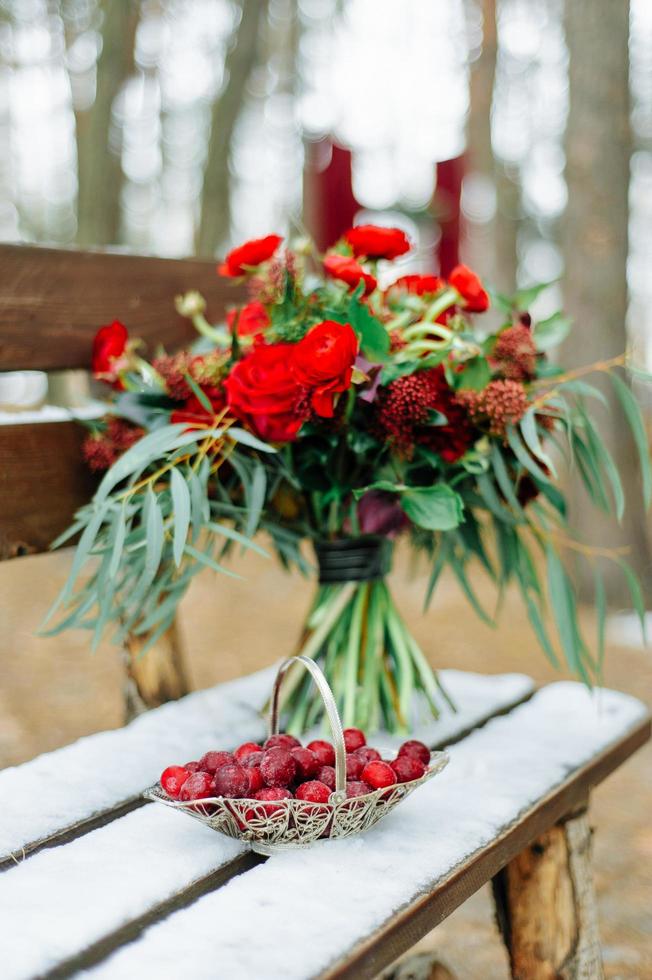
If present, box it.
[563,0,652,602]
[196,0,268,257]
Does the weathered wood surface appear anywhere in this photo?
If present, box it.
[0,243,243,371]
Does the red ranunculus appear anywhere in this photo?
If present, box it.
[448,264,490,312]
[291,320,358,418]
[218,235,282,277]
[344,225,411,260]
[225,343,306,442]
[91,320,128,387]
[170,385,226,427]
[323,254,377,296]
[386,274,444,298]
[226,301,270,337]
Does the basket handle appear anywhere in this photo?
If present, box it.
[269,655,347,798]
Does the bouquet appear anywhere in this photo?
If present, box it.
[44,226,650,734]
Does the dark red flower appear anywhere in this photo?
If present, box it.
[323,254,377,296]
[458,379,528,436]
[490,324,537,381]
[82,418,144,471]
[225,343,306,443]
[386,274,444,299]
[448,265,490,313]
[344,225,411,260]
[291,320,358,417]
[91,320,128,387]
[170,385,226,427]
[226,301,270,338]
[218,235,282,277]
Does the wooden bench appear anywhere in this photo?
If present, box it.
[0,667,648,979]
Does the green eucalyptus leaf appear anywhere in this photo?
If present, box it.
[533,312,571,352]
[108,506,128,579]
[400,484,464,531]
[456,355,491,391]
[520,410,557,477]
[170,467,191,566]
[610,372,652,508]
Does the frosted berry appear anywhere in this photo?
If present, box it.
[295,780,331,803]
[291,747,319,781]
[198,750,234,773]
[253,786,292,816]
[160,766,190,799]
[343,727,366,753]
[307,740,335,767]
[179,771,214,801]
[183,761,202,773]
[391,754,426,783]
[361,761,396,790]
[241,750,264,768]
[260,748,297,788]
[398,739,430,766]
[212,764,250,799]
[346,753,364,780]
[346,780,373,798]
[246,766,265,795]
[317,765,336,790]
[234,742,262,762]
[354,746,381,765]
[264,733,301,751]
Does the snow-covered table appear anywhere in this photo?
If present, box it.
[0,668,648,980]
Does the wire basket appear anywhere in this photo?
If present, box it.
[145,655,449,855]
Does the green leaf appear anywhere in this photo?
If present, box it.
[95,424,186,501]
[207,521,269,556]
[476,472,520,526]
[448,545,494,626]
[456,356,491,391]
[546,546,589,682]
[183,372,214,414]
[347,298,390,361]
[520,410,557,477]
[228,427,276,453]
[610,372,652,508]
[188,467,209,539]
[400,484,464,531]
[184,543,243,579]
[514,279,557,309]
[617,558,647,644]
[144,488,164,583]
[170,467,191,566]
[532,312,571,352]
[593,564,606,678]
[245,461,267,539]
[108,506,127,579]
[581,410,624,521]
[490,444,527,520]
[506,426,553,484]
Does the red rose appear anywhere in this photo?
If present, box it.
[226,301,270,337]
[291,320,358,418]
[218,235,282,277]
[225,343,305,442]
[91,320,128,387]
[448,265,490,312]
[344,224,411,260]
[170,385,226,427]
[323,254,377,296]
[386,274,444,298]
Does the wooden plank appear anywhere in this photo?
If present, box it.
[0,420,97,559]
[0,670,534,869]
[0,243,244,371]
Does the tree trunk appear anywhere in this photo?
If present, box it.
[562,0,652,603]
[493,807,603,980]
[122,619,190,722]
[195,0,268,257]
[75,0,137,247]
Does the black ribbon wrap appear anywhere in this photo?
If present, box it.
[314,535,393,584]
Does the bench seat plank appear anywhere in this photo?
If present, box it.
[0,669,534,865]
[82,683,649,980]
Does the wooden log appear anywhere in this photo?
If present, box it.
[492,806,604,980]
[122,619,190,722]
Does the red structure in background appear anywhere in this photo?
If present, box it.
[304,138,360,252]
[434,156,464,276]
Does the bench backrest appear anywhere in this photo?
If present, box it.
[0,244,239,559]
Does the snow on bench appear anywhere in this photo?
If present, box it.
[0,669,533,863]
[80,683,648,980]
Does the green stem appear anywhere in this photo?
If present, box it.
[342,583,368,726]
[424,287,459,322]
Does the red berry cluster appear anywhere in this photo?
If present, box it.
[159,731,431,806]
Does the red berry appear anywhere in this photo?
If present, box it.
[355,746,381,765]
[234,742,262,762]
[391,755,426,783]
[260,748,297,788]
[264,733,301,751]
[212,764,250,799]
[160,766,190,799]
[291,747,319,781]
[179,771,214,801]
[307,740,335,767]
[241,750,264,768]
[295,780,331,803]
[346,754,364,780]
[361,761,396,789]
[198,750,234,773]
[398,739,430,766]
[346,780,373,798]
[246,766,265,795]
[252,786,293,816]
[317,765,336,790]
[183,761,202,773]
[343,728,366,753]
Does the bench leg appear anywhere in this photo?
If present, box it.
[122,617,190,721]
[492,805,604,980]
